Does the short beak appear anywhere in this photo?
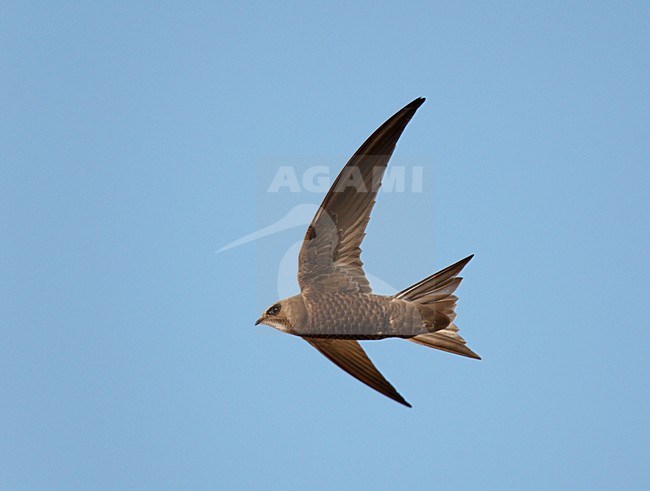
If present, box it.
[255,317,262,326]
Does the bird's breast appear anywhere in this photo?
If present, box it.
[298,293,395,339]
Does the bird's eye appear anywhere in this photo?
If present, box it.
[266,304,281,316]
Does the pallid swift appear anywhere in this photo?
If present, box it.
[256,98,479,407]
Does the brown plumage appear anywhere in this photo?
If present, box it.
[256,98,479,407]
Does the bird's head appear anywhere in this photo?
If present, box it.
[255,295,306,333]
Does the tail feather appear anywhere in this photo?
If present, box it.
[395,255,473,327]
[395,255,479,359]
[409,324,481,360]
[395,255,473,302]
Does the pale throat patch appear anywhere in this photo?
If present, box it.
[265,318,291,333]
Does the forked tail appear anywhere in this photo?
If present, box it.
[395,255,480,359]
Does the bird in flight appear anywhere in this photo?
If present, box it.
[256,98,479,407]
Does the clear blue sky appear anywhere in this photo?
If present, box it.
[2,2,649,489]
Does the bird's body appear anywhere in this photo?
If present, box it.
[278,292,429,340]
[255,97,480,407]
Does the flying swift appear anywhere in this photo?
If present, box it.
[256,98,479,407]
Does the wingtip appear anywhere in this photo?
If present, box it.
[395,396,412,408]
[407,97,426,109]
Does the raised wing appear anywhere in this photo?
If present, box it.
[298,98,425,294]
[304,338,411,407]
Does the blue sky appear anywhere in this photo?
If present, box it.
[2,2,649,489]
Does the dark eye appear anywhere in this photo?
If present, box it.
[266,304,281,316]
